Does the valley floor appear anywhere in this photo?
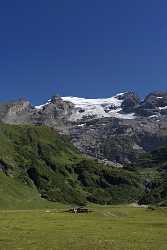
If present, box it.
[0,205,167,250]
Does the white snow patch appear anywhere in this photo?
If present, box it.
[115,92,127,97]
[149,115,159,118]
[62,95,123,107]
[77,124,85,127]
[35,99,51,110]
[159,106,167,110]
[112,112,136,119]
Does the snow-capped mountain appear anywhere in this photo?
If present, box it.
[35,92,136,121]
[1,91,167,164]
[61,93,136,120]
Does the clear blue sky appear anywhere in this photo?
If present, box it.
[0,0,167,104]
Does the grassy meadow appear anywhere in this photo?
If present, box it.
[0,124,167,249]
[0,205,167,250]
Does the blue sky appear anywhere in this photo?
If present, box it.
[0,0,167,104]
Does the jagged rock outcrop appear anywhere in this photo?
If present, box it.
[69,116,167,164]
[135,92,167,117]
[120,92,140,113]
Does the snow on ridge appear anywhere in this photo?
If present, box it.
[159,106,167,110]
[35,99,51,110]
[62,93,135,120]
[115,92,127,97]
[35,93,125,111]
[61,95,123,120]
[35,93,136,120]
[62,94,124,108]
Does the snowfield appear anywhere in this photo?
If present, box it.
[62,94,136,120]
[35,93,136,121]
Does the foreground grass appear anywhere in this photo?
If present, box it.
[0,205,167,250]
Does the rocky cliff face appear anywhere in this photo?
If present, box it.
[1,91,167,163]
[70,117,167,164]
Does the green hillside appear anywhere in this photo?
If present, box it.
[131,145,167,205]
[0,124,143,208]
[0,171,58,209]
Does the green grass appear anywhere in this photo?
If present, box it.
[0,172,63,210]
[0,205,167,250]
[0,123,144,206]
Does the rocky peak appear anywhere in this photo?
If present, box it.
[121,92,140,112]
[144,92,167,107]
[8,98,32,113]
[50,95,64,106]
[135,91,167,116]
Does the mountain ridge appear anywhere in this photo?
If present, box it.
[0,90,167,164]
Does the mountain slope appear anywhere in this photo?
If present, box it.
[0,124,144,207]
[0,171,56,209]
[128,144,167,205]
